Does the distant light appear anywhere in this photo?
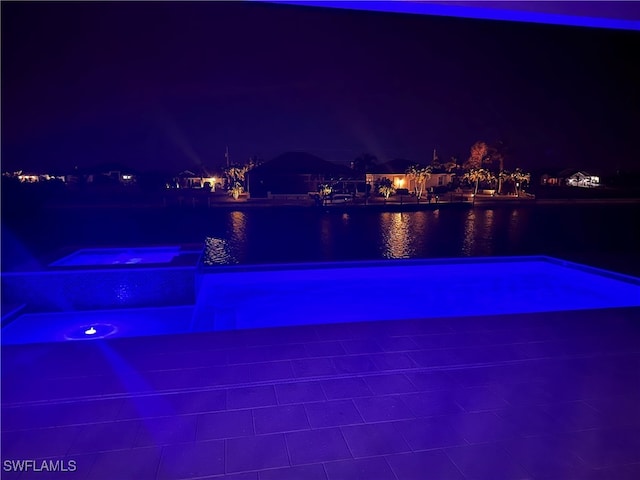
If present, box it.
[85,326,97,335]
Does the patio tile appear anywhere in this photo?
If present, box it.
[227,386,277,409]
[404,371,455,391]
[87,446,162,480]
[375,336,421,352]
[219,470,258,480]
[170,390,227,415]
[408,349,465,368]
[447,412,518,444]
[142,349,228,371]
[259,464,327,480]
[304,341,346,357]
[564,427,640,468]
[386,450,465,480]
[332,355,378,374]
[3,398,124,429]
[197,409,254,440]
[286,428,351,465]
[370,352,417,370]
[68,420,140,454]
[586,395,640,427]
[304,400,364,428]
[501,435,588,479]
[2,425,80,459]
[495,406,561,437]
[201,364,253,386]
[291,358,337,378]
[320,377,373,399]
[340,339,383,354]
[341,422,411,457]
[454,386,510,412]
[117,395,180,420]
[394,416,467,451]
[221,474,259,480]
[353,395,414,422]
[253,404,310,434]
[400,391,464,417]
[249,361,295,382]
[494,380,584,406]
[134,415,197,447]
[364,373,417,395]
[589,463,640,480]
[445,443,530,480]
[324,457,396,480]
[275,381,326,404]
[226,434,289,473]
[120,390,227,420]
[157,440,225,479]
[541,401,605,432]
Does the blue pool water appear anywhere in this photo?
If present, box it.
[48,246,186,267]
[2,255,639,345]
[193,256,640,331]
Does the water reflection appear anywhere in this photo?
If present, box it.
[462,209,496,256]
[508,209,522,246]
[203,237,238,265]
[379,212,413,259]
[320,214,334,259]
[228,211,247,261]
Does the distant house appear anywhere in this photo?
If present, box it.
[174,169,220,191]
[540,168,573,186]
[247,152,353,198]
[4,171,65,183]
[87,163,139,185]
[365,160,454,193]
[540,168,600,188]
[565,171,600,188]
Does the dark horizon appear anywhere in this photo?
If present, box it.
[2,2,639,175]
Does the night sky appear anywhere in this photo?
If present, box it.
[2,1,639,174]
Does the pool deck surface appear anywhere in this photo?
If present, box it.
[2,307,640,479]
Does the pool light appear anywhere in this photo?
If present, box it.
[65,323,118,341]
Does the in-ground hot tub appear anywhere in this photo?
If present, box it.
[48,246,198,267]
[193,256,640,331]
[2,246,202,314]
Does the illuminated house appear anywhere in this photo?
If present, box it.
[174,169,220,191]
[3,171,66,183]
[365,160,455,193]
[566,171,600,188]
[246,152,353,198]
[540,168,600,188]
[85,163,138,185]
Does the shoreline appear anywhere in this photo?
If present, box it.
[39,196,640,210]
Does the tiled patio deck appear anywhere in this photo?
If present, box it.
[2,307,640,479]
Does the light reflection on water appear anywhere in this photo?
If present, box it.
[379,212,413,259]
[203,237,237,265]
[196,206,637,266]
[378,211,433,259]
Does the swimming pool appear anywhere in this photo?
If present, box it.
[2,255,639,345]
[193,256,640,330]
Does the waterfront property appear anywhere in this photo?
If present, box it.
[366,160,455,194]
[3,209,640,478]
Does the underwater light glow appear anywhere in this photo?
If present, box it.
[65,323,118,340]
